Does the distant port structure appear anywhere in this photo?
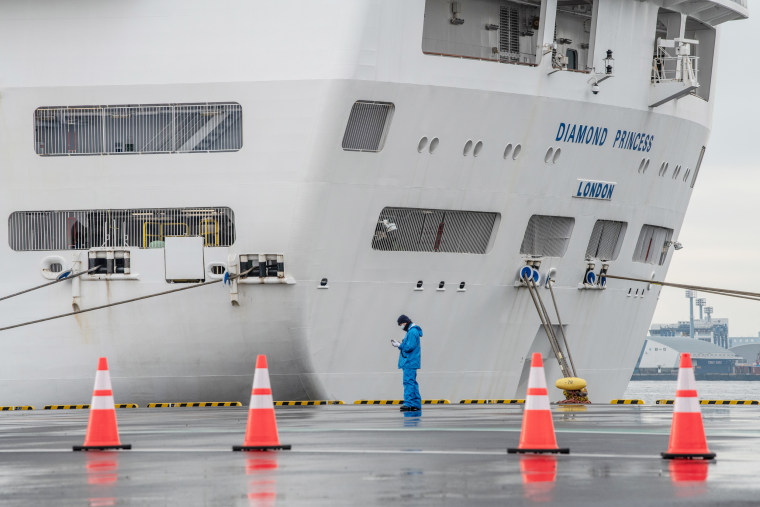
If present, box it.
[633,291,760,380]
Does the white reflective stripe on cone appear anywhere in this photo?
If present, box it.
[527,367,547,389]
[676,370,697,390]
[253,369,271,389]
[93,371,113,391]
[91,396,116,410]
[525,395,551,411]
[674,397,701,413]
[250,394,274,409]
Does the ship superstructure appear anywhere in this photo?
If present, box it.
[0,0,748,405]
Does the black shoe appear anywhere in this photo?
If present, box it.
[399,405,407,411]
[400,406,421,412]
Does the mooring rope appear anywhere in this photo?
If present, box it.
[0,266,100,303]
[0,268,253,333]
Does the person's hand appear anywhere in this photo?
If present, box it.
[390,339,400,348]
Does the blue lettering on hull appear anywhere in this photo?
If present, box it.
[573,179,616,201]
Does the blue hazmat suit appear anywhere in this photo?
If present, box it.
[398,324,422,408]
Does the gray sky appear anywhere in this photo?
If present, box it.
[651,10,758,336]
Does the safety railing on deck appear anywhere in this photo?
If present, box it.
[34,102,242,156]
[651,52,699,84]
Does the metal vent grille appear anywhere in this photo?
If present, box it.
[34,103,242,156]
[342,101,394,152]
[372,207,498,254]
[9,207,235,251]
[520,215,575,257]
[499,3,520,62]
[585,220,627,261]
[632,224,673,265]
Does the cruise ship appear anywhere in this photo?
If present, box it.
[0,0,748,406]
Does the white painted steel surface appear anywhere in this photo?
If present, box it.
[0,0,748,406]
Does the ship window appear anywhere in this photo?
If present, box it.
[8,207,235,251]
[585,220,627,261]
[372,207,499,254]
[553,0,597,71]
[341,101,394,152]
[34,102,243,156]
[422,0,543,66]
[520,215,575,257]
[632,224,673,265]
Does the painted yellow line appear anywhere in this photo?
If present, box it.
[610,399,644,405]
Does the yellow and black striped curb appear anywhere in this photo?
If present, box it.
[459,399,525,404]
[14,406,35,411]
[148,402,242,408]
[656,399,759,405]
[701,400,759,405]
[610,399,644,405]
[354,400,404,405]
[422,400,450,405]
[44,405,90,410]
[115,404,139,408]
[274,401,344,406]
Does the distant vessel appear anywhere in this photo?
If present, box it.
[0,0,748,405]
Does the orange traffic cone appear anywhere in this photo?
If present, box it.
[233,355,291,451]
[73,357,131,451]
[661,353,715,460]
[508,353,569,454]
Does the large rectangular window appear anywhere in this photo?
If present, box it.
[520,215,575,257]
[35,102,243,156]
[632,224,673,265]
[372,207,498,254]
[422,0,542,65]
[8,207,235,251]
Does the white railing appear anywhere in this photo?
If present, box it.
[652,54,699,83]
[651,39,699,84]
[35,102,242,156]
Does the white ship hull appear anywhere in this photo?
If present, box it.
[0,0,747,405]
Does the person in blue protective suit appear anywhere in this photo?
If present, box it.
[391,314,422,412]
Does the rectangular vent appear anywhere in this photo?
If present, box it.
[632,224,673,265]
[520,215,575,257]
[342,101,394,152]
[8,207,235,252]
[586,220,627,261]
[499,3,520,62]
[372,207,498,254]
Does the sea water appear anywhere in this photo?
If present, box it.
[624,381,760,405]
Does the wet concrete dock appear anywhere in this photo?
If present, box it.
[1,404,760,506]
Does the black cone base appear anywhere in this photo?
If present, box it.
[508,447,570,454]
[233,444,292,451]
[73,444,132,451]
[661,452,716,460]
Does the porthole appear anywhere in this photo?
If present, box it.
[503,143,513,159]
[473,141,483,157]
[512,144,522,160]
[463,140,473,156]
[544,147,554,164]
[552,148,561,164]
[429,137,439,154]
[49,263,63,273]
[417,137,429,153]
[210,264,226,275]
